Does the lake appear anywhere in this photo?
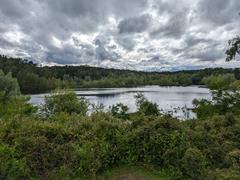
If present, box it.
[29,86,211,119]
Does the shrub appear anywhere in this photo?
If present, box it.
[0,70,20,103]
[193,90,240,118]
[42,91,88,117]
[229,80,240,90]
[126,116,186,166]
[202,74,235,90]
[0,95,37,118]
[193,99,217,119]
[135,93,160,116]
[182,148,207,179]
[0,144,31,179]
[225,149,240,169]
[111,103,129,120]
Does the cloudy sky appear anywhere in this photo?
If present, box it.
[0,0,240,71]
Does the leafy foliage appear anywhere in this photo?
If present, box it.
[0,89,240,179]
[226,149,240,169]
[110,103,129,120]
[0,70,20,103]
[182,148,207,179]
[0,95,37,118]
[226,36,240,61]
[41,91,88,117]
[135,93,160,116]
[193,90,240,118]
[0,144,30,179]
[202,74,235,90]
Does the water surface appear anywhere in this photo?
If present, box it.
[29,86,211,119]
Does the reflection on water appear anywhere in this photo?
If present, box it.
[29,86,211,119]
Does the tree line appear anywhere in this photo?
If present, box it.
[1,55,240,94]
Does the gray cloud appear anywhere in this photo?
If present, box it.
[197,0,240,26]
[116,36,137,50]
[95,36,121,61]
[0,0,240,71]
[118,14,152,34]
[184,36,212,47]
[150,1,189,39]
[187,46,224,62]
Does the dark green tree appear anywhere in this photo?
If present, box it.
[0,70,20,103]
[226,36,240,61]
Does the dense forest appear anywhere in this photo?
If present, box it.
[1,55,240,94]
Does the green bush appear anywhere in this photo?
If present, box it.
[42,91,88,117]
[0,70,20,103]
[0,94,37,118]
[202,74,235,90]
[111,103,129,120]
[193,90,240,118]
[0,144,31,179]
[135,93,160,116]
[182,148,207,179]
[225,149,240,169]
